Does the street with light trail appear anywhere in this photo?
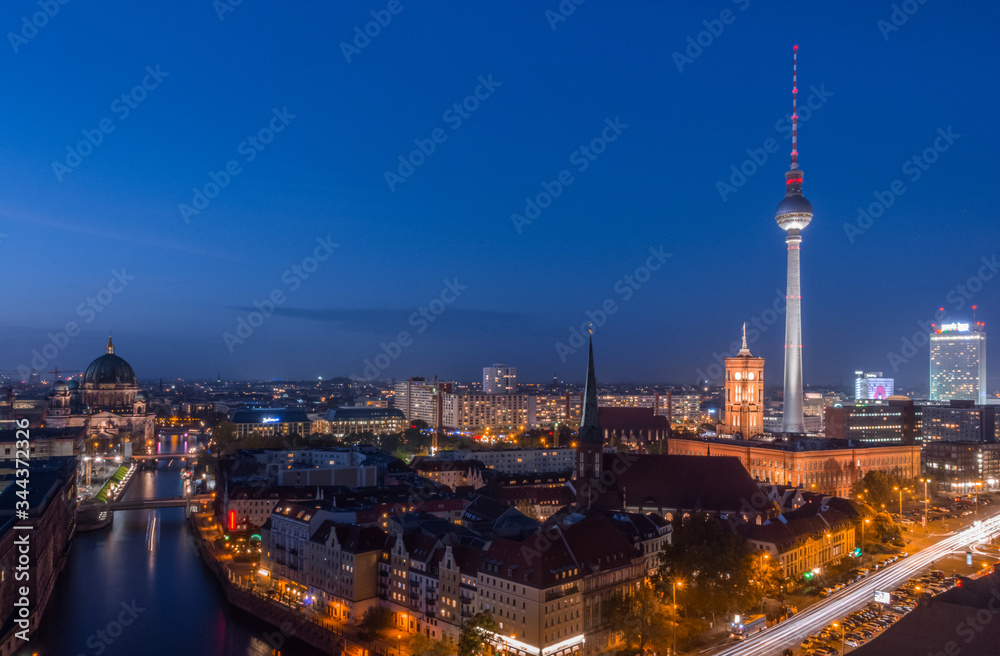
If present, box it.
[709,512,1000,656]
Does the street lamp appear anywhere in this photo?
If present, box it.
[861,518,871,564]
[894,485,903,520]
[923,478,930,533]
[672,579,683,656]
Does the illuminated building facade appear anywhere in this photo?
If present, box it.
[921,401,996,443]
[483,363,517,394]
[824,398,918,445]
[319,407,407,436]
[441,393,529,431]
[667,435,921,498]
[393,377,452,427]
[854,371,894,400]
[528,394,582,430]
[230,408,312,438]
[46,337,155,444]
[720,326,765,438]
[923,441,1000,491]
[930,322,987,402]
[668,392,702,425]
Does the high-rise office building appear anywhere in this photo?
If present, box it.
[776,46,813,434]
[930,322,987,402]
[441,392,529,431]
[921,400,995,443]
[824,398,918,445]
[854,371,894,400]
[392,377,452,428]
[482,363,516,394]
[720,326,765,438]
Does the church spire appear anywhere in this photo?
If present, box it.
[578,332,602,444]
[107,333,115,355]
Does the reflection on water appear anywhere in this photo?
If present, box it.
[24,438,323,656]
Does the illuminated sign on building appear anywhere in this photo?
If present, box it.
[940,323,970,332]
[261,417,279,423]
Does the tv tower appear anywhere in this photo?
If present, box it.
[776,45,813,434]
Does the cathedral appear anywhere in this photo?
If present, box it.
[47,337,155,453]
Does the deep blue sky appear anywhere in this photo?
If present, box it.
[3,1,998,390]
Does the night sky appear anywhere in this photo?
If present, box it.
[3,1,998,390]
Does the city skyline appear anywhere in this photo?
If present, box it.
[4,2,998,389]
[6,5,1000,656]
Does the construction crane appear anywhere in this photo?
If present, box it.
[46,367,82,384]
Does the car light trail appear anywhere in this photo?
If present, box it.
[711,513,1000,656]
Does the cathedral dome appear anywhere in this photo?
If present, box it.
[67,380,79,390]
[53,380,68,392]
[83,337,137,386]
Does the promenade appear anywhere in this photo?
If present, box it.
[188,510,406,656]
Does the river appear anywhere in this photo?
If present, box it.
[22,435,323,656]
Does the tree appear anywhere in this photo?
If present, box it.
[745,550,785,611]
[357,606,393,641]
[212,421,238,454]
[851,470,899,509]
[654,515,756,625]
[458,611,498,656]
[408,633,454,656]
[605,583,667,653]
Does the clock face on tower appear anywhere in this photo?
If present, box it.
[734,372,742,381]
[748,372,755,380]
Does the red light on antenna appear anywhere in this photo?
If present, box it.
[972,305,977,310]
[939,307,944,312]
[794,45,799,50]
